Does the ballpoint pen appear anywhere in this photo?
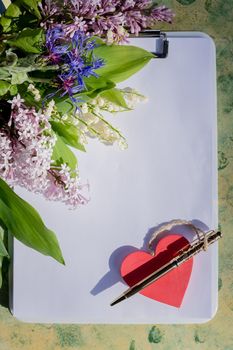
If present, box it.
[110,230,222,306]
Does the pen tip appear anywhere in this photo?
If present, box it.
[110,301,117,307]
[110,295,126,307]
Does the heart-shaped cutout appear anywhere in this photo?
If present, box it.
[121,234,193,307]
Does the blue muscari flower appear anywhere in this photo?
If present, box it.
[45,27,105,106]
[81,65,98,78]
[85,40,96,51]
[93,57,105,70]
[66,50,85,72]
[71,31,87,53]
[46,27,64,51]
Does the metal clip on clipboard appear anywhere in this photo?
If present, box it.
[139,30,169,58]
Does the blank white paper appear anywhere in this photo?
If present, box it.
[10,32,218,324]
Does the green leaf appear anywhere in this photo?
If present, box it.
[52,135,78,170]
[16,0,41,19]
[0,16,12,32]
[0,255,3,287]
[0,178,65,264]
[0,42,6,55]
[85,75,115,91]
[18,54,39,67]
[5,2,22,18]
[0,227,9,258]
[94,44,154,83]
[55,99,74,115]
[100,88,129,109]
[11,70,29,84]
[0,225,5,288]
[84,76,116,100]
[0,67,10,80]
[9,84,18,95]
[51,121,86,152]
[0,261,2,287]
[0,81,10,96]
[7,28,45,54]
[6,50,18,66]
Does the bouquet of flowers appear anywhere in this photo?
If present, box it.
[0,0,173,283]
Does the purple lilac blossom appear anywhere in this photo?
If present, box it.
[0,95,88,208]
[40,0,174,43]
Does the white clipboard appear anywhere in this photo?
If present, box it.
[9,32,218,324]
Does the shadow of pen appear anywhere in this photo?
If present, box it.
[90,245,138,295]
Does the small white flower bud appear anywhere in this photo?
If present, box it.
[107,30,114,44]
[118,139,128,150]
[97,97,105,107]
[91,99,97,105]
[62,114,68,120]
[107,104,114,112]
[81,103,89,114]
[93,106,100,114]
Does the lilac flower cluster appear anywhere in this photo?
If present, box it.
[41,0,174,43]
[45,27,104,102]
[0,95,88,208]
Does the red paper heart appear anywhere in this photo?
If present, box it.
[121,234,193,307]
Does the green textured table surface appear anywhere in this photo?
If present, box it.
[0,0,233,349]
